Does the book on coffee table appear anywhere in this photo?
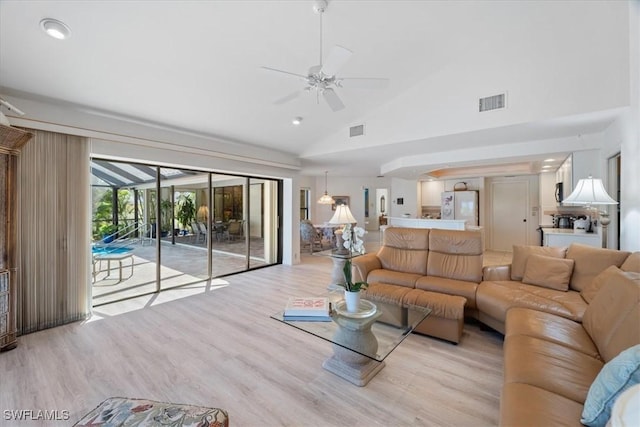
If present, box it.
[284,297,331,319]
[282,314,332,322]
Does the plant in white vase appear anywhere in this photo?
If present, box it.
[341,224,368,312]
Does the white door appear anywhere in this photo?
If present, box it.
[491,181,528,251]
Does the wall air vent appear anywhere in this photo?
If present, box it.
[479,93,506,112]
[349,124,365,137]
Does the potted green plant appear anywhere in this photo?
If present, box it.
[176,194,196,234]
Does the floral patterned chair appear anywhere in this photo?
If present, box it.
[300,220,324,253]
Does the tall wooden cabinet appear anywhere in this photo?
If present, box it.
[0,124,33,351]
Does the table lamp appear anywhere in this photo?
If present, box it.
[562,175,618,247]
[329,204,356,254]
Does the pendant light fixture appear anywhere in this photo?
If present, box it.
[317,171,335,204]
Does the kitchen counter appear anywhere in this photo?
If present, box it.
[542,227,602,248]
[388,217,468,230]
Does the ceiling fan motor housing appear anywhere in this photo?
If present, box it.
[313,0,328,14]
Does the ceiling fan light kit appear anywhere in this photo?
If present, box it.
[261,0,389,112]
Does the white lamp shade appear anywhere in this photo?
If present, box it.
[329,204,357,224]
[563,176,618,205]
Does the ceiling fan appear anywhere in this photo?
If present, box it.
[261,0,389,112]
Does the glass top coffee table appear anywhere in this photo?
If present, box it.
[271,291,431,386]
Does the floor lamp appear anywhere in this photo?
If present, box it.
[562,175,618,248]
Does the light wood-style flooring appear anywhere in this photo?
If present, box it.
[1,251,506,426]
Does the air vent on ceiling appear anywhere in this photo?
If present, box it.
[349,124,365,137]
[479,93,506,112]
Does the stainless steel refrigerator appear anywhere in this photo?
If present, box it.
[441,191,479,226]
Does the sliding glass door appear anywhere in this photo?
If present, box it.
[90,159,281,305]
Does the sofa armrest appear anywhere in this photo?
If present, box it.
[483,265,511,281]
[352,253,382,283]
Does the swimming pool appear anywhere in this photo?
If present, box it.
[92,246,133,255]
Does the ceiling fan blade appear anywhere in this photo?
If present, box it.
[260,66,308,79]
[273,91,302,105]
[320,45,353,77]
[338,78,390,90]
[322,88,345,112]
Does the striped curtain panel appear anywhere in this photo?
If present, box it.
[17,129,91,334]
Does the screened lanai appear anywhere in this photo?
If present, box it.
[90,158,281,305]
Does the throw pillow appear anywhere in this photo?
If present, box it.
[522,254,574,291]
[510,245,567,281]
[566,244,630,292]
[581,265,622,304]
[581,345,640,427]
[621,252,640,273]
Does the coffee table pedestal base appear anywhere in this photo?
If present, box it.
[322,355,385,387]
[322,311,384,387]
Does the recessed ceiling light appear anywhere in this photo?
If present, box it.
[544,158,555,162]
[292,116,303,125]
[542,165,552,169]
[40,18,71,40]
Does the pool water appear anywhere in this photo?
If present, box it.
[92,246,133,255]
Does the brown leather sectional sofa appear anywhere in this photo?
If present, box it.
[352,227,640,426]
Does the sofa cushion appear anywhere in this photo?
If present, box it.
[428,228,483,255]
[415,276,478,309]
[505,307,600,359]
[566,244,630,291]
[581,265,621,304]
[511,245,567,281]
[377,245,429,276]
[361,282,411,305]
[621,252,640,273]
[476,280,588,324]
[522,254,574,291]
[581,345,640,427]
[504,334,603,403]
[426,229,484,283]
[582,269,640,363]
[402,288,466,320]
[383,226,430,249]
[426,251,483,283]
[500,383,585,427]
[366,268,422,288]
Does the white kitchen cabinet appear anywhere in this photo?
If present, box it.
[420,180,444,206]
[543,229,602,248]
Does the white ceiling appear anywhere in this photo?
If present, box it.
[0,0,630,179]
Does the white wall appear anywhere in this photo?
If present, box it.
[390,177,419,218]
[539,172,557,225]
[311,175,392,225]
[622,0,640,252]
[599,1,640,252]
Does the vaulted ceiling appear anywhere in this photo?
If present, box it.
[0,0,631,178]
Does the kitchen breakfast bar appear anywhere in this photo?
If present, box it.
[387,217,469,230]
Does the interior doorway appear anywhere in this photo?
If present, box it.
[490,180,529,251]
[373,188,388,231]
[607,153,621,249]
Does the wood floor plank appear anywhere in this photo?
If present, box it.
[0,257,504,426]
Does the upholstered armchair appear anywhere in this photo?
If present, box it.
[300,220,324,253]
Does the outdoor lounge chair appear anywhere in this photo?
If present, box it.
[192,222,206,244]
